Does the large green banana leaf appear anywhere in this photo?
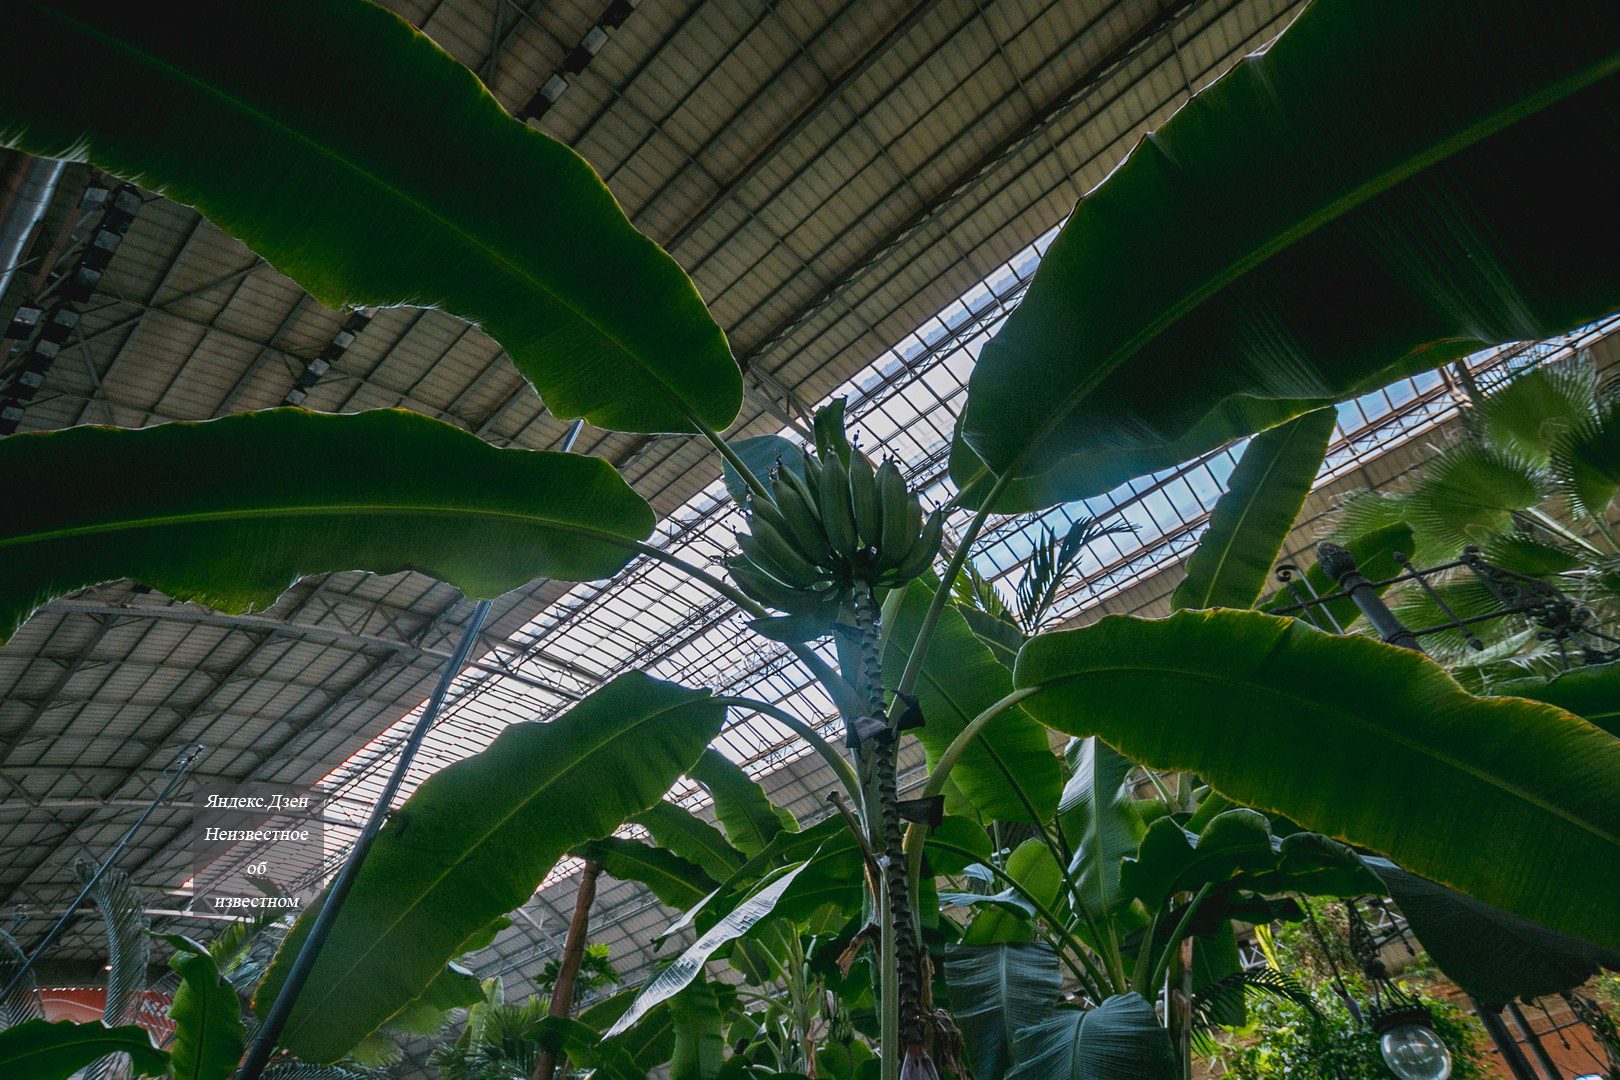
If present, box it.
[943,943,1061,1080]
[0,1,737,435]
[574,836,721,912]
[1171,408,1337,611]
[1496,660,1620,738]
[254,673,728,1062]
[0,1019,167,1079]
[0,408,653,643]
[633,801,746,880]
[954,0,1620,511]
[1013,610,1620,952]
[883,581,1062,824]
[163,937,245,1080]
[1361,855,1620,1009]
[1004,994,1174,1080]
[1057,737,1142,917]
[669,980,726,1080]
[689,749,795,857]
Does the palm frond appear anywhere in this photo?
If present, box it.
[1190,967,1318,1054]
[1015,515,1138,633]
[1402,440,1546,558]
[1475,353,1597,465]
[262,1064,390,1080]
[75,858,151,1026]
[0,927,44,1030]
[950,555,1010,619]
[1552,395,1620,520]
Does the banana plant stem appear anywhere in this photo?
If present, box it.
[1147,883,1217,993]
[878,871,899,1080]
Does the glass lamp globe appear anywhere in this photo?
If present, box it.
[1379,1021,1453,1080]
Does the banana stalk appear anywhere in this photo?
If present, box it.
[851,584,931,1077]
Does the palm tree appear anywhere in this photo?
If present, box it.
[1332,352,1620,686]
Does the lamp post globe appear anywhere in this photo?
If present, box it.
[1379,1021,1453,1080]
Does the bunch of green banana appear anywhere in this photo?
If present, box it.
[725,444,944,615]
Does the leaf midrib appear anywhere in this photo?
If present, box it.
[2,504,639,550]
[33,2,708,422]
[1024,659,1620,848]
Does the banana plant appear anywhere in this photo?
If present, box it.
[2,2,1620,1079]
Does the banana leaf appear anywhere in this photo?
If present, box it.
[669,980,726,1080]
[689,749,795,857]
[962,840,1064,947]
[255,673,728,1062]
[578,990,676,1079]
[607,857,819,1037]
[1013,609,1620,952]
[1057,737,1142,918]
[574,836,721,912]
[1495,659,1620,738]
[633,801,746,881]
[883,581,1062,824]
[942,943,1061,1080]
[0,409,653,643]
[1121,809,1381,912]
[1004,994,1174,1080]
[1360,855,1620,1009]
[1190,919,1245,1028]
[163,936,245,1080]
[0,0,737,435]
[0,1019,167,1080]
[954,1,1620,511]
[1171,408,1337,612]
[529,1016,645,1080]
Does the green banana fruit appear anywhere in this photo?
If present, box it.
[890,509,944,582]
[749,512,825,587]
[876,460,911,568]
[726,557,829,616]
[772,476,835,565]
[819,454,859,559]
[849,452,882,551]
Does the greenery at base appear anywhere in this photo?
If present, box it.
[1219,986,1485,1080]
[1205,903,1486,1080]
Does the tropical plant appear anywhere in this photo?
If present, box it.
[1330,353,1620,684]
[3,2,1620,1079]
[1206,903,1488,1080]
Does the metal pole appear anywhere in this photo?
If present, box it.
[237,598,493,1080]
[1315,542,1424,652]
[1507,1001,1564,1080]
[0,741,203,1000]
[1474,997,1545,1080]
